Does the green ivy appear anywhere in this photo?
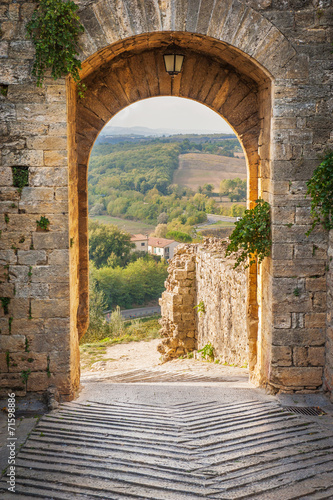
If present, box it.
[305,151,333,236]
[26,0,86,96]
[36,216,50,231]
[12,166,29,193]
[225,198,271,268]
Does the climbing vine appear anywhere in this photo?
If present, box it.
[305,151,333,236]
[225,198,271,268]
[26,0,86,96]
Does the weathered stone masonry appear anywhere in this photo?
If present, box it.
[0,0,332,400]
[158,239,248,368]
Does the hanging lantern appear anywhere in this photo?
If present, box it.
[163,47,185,76]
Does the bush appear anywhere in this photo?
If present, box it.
[225,198,271,268]
[166,230,192,243]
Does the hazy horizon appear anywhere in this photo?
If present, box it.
[102,97,234,135]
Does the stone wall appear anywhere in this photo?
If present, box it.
[158,239,247,367]
[0,0,332,400]
[325,230,333,400]
[196,239,247,367]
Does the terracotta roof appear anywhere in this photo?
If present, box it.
[148,237,176,248]
[131,234,148,241]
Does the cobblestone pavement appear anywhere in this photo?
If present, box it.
[1,372,333,499]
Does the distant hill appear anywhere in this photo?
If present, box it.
[173,153,246,192]
[99,125,237,138]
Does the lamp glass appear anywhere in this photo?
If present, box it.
[174,55,184,73]
[164,54,175,74]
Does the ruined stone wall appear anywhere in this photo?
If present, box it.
[196,240,247,367]
[158,239,247,367]
[158,245,197,360]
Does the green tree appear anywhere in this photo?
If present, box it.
[88,221,134,268]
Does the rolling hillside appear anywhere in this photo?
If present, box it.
[173,153,247,192]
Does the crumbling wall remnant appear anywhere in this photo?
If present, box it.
[158,239,247,366]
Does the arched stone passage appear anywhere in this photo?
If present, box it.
[2,0,331,401]
[68,31,272,382]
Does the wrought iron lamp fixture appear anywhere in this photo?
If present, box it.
[163,46,185,76]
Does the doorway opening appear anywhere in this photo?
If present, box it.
[67,31,272,391]
[81,96,249,380]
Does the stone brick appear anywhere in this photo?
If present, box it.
[1,335,25,351]
[8,298,29,319]
[29,167,68,188]
[15,283,49,299]
[8,353,48,373]
[32,232,69,250]
[271,346,292,366]
[49,283,70,299]
[11,319,44,336]
[17,250,47,266]
[293,347,308,367]
[305,313,326,328]
[308,347,325,367]
[270,367,323,388]
[0,317,9,335]
[0,167,12,186]
[0,373,26,397]
[31,299,69,319]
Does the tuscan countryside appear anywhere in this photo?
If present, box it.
[0,1,333,498]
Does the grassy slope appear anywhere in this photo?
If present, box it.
[89,215,155,234]
[173,153,246,192]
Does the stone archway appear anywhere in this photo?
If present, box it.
[2,0,330,401]
[68,31,272,386]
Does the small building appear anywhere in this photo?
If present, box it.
[148,237,179,260]
[130,234,148,252]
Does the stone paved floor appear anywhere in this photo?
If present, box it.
[1,368,333,499]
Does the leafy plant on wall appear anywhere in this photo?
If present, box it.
[225,198,271,268]
[306,151,333,236]
[26,0,86,96]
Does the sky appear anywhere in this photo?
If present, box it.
[105,96,234,134]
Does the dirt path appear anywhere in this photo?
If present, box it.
[81,338,249,383]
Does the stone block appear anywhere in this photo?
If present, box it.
[8,353,48,372]
[31,265,69,283]
[293,346,308,367]
[44,150,68,167]
[1,335,25,351]
[8,298,29,319]
[0,317,9,335]
[15,283,49,299]
[26,372,53,392]
[0,373,26,397]
[49,283,70,299]
[305,313,326,328]
[273,313,291,329]
[308,347,325,367]
[11,319,44,336]
[173,269,188,280]
[8,265,29,283]
[26,136,67,150]
[0,250,17,265]
[271,345,292,366]
[32,232,69,250]
[20,187,54,202]
[273,260,326,278]
[270,366,323,388]
[0,282,15,298]
[31,299,69,319]
[306,277,327,291]
[272,328,325,347]
[0,167,12,186]
[29,167,68,187]
[2,149,43,167]
[17,250,47,266]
